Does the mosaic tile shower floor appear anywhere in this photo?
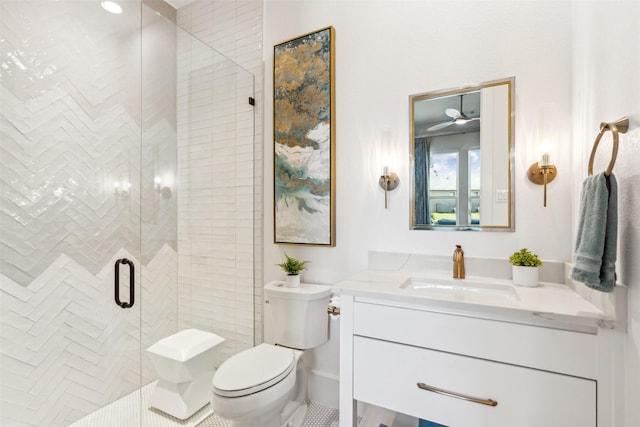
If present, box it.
[71,381,345,427]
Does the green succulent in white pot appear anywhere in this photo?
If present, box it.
[509,248,542,287]
[276,253,309,288]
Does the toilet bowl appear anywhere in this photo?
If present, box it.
[213,343,306,427]
[211,281,331,427]
[147,329,225,420]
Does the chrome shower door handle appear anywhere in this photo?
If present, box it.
[114,258,135,308]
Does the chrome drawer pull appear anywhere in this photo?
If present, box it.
[417,382,498,407]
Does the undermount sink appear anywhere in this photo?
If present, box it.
[400,277,520,302]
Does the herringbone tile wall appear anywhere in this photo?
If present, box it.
[1,1,145,285]
[0,245,179,427]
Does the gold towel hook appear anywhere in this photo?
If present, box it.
[588,116,629,176]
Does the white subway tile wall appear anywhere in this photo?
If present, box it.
[176,0,264,354]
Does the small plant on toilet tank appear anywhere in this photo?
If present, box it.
[276,253,309,287]
[509,248,542,287]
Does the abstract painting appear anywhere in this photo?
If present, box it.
[273,27,335,246]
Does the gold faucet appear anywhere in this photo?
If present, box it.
[453,245,465,279]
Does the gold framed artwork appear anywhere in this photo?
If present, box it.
[273,26,336,246]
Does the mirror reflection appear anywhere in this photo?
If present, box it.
[410,77,515,231]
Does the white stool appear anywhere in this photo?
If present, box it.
[146,329,225,420]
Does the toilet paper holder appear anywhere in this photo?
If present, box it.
[327,305,341,316]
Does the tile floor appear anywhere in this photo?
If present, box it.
[70,382,212,427]
[70,381,344,427]
[197,401,341,427]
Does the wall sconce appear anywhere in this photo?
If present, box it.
[527,152,557,207]
[378,166,399,209]
[113,181,131,200]
[154,176,172,199]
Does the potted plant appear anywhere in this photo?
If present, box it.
[276,253,309,288]
[509,248,542,287]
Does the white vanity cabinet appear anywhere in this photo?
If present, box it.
[339,297,599,427]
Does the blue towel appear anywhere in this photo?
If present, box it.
[570,172,617,292]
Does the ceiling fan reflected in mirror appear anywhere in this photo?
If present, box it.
[427,94,480,132]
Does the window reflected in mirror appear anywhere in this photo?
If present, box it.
[410,77,515,231]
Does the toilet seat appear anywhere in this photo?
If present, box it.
[213,343,295,398]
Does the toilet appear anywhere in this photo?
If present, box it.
[146,329,225,420]
[211,281,332,427]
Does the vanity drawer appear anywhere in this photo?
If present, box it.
[353,301,598,379]
[353,336,595,427]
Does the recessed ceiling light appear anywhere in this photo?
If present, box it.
[101,1,123,14]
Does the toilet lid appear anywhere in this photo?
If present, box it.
[213,343,295,397]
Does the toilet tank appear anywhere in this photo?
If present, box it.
[264,281,332,349]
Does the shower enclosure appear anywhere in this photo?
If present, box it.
[0,1,255,426]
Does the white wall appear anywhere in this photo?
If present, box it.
[263,0,639,421]
[571,2,640,425]
[263,0,573,289]
[263,0,574,410]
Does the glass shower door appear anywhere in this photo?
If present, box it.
[0,1,146,425]
[1,1,254,425]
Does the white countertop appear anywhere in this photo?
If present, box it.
[335,270,614,331]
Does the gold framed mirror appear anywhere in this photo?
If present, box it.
[410,77,515,231]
